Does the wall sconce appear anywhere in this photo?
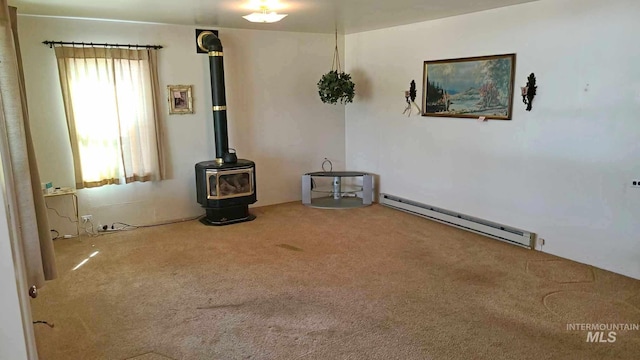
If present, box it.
[521,73,537,111]
[243,5,288,23]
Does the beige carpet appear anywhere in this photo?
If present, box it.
[31,202,640,359]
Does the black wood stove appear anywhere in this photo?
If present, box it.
[195,31,257,225]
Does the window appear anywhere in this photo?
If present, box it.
[55,46,165,189]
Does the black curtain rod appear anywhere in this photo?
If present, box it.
[42,40,163,50]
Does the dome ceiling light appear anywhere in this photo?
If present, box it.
[242,1,288,23]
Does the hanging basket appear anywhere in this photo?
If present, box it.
[317,31,355,105]
[317,70,355,104]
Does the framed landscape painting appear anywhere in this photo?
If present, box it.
[422,54,516,120]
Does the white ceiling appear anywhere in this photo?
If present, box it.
[9,0,538,34]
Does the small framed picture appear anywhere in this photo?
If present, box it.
[167,85,193,114]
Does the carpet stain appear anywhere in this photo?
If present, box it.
[196,302,247,310]
[125,352,175,360]
[451,266,501,287]
[277,244,303,252]
[526,259,595,283]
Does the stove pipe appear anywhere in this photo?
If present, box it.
[202,33,232,163]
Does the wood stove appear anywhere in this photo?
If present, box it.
[195,31,257,225]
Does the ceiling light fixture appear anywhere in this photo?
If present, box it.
[242,5,287,23]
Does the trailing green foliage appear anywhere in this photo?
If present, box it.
[317,70,355,105]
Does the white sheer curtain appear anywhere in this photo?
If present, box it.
[55,46,165,188]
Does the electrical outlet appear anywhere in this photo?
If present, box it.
[631,180,640,188]
[80,215,92,223]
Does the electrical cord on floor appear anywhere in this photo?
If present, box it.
[114,216,202,229]
[95,215,204,234]
[74,215,203,237]
[33,320,54,328]
[46,204,78,224]
[50,229,60,240]
[83,219,100,237]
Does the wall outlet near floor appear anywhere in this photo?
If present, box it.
[631,180,640,188]
[80,214,92,223]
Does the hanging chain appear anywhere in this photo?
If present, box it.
[331,29,341,73]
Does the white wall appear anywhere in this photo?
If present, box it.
[18,16,346,229]
[345,0,640,279]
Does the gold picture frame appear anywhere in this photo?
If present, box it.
[422,54,516,120]
[168,85,193,114]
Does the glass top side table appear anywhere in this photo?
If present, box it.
[302,171,373,209]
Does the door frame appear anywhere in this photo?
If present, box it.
[0,112,39,359]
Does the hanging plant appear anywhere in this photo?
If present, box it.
[317,31,355,105]
[318,71,355,104]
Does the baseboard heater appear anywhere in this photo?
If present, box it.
[380,193,534,249]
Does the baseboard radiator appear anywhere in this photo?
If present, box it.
[380,193,534,249]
